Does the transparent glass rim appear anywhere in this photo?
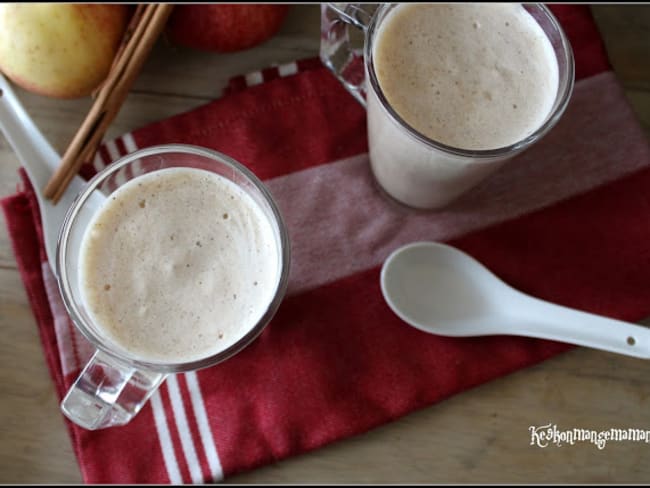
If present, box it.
[365,2,576,160]
[56,143,291,373]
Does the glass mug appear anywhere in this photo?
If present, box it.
[320,3,575,209]
[56,144,290,430]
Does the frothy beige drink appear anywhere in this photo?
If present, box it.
[79,167,280,364]
[366,3,561,208]
[374,3,558,150]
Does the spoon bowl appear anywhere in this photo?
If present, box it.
[381,241,650,359]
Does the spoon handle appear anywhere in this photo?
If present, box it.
[0,74,61,186]
[510,293,650,359]
[0,74,90,273]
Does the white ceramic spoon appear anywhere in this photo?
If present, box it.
[0,74,97,275]
[380,241,650,359]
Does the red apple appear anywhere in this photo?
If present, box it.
[0,4,130,99]
[166,4,290,53]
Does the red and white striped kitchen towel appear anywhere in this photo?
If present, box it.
[3,6,650,483]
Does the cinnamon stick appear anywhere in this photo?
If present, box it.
[91,4,148,99]
[44,3,174,203]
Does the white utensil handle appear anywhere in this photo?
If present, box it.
[0,73,85,273]
[0,74,61,188]
[510,294,650,359]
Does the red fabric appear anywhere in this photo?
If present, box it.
[133,67,368,180]
[549,5,611,79]
[1,5,646,483]
[1,175,59,392]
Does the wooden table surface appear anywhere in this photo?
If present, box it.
[1,4,649,484]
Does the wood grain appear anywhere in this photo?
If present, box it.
[0,4,649,484]
[591,5,650,136]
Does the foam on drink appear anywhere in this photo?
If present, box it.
[373,3,559,150]
[366,3,561,209]
[79,167,280,364]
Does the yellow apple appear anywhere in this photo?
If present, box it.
[0,3,129,99]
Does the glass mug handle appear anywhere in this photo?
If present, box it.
[319,3,378,107]
[60,349,167,430]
